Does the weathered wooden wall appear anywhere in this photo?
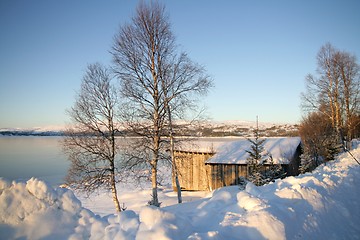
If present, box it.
[173,151,214,191]
[209,164,248,190]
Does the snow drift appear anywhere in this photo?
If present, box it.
[1,147,360,239]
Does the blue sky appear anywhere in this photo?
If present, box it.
[1,1,359,128]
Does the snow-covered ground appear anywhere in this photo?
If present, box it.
[1,146,360,239]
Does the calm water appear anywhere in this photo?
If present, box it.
[0,136,238,187]
[0,136,69,186]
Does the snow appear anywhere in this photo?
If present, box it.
[206,137,301,164]
[175,137,239,153]
[1,145,360,239]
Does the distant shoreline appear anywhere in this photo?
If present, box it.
[0,131,64,137]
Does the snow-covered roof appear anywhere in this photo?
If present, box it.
[175,137,239,153]
[202,137,301,165]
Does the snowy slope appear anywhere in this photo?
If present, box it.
[1,147,360,239]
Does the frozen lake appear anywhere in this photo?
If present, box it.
[0,136,69,186]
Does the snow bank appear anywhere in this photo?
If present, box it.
[0,178,107,240]
[1,147,360,239]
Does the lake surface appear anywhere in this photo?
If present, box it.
[0,136,241,187]
[0,136,69,186]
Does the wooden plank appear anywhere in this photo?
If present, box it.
[213,165,219,189]
[189,153,193,190]
[193,154,199,190]
[205,163,211,191]
[199,154,206,190]
[224,165,229,186]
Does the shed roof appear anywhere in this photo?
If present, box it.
[175,137,244,153]
[205,137,301,165]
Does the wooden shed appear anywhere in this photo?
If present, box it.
[173,137,302,191]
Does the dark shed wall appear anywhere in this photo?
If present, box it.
[284,144,302,176]
[210,164,248,190]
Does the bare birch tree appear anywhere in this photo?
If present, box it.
[111,2,212,206]
[160,52,212,203]
[63,63,122,212]
[336,51,360,141]
[301,43,360,145]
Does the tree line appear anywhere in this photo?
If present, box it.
[300,43,360,172]
[62,2,212,212]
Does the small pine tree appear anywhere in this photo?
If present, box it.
[246,121,266,186]
[299,149,314,173]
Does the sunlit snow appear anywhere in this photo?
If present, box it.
[1,144,360,239]
[206,137,301,164]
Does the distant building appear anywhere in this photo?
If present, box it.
[173,137,302,191]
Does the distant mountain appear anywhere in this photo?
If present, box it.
[185,120,299,137]
[0,121,299,137]
[0,126,65,136]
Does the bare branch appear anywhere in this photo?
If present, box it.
[63,63,122,212]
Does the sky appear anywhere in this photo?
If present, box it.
[1,1,359,128]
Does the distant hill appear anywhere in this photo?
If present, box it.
[181,120,299,137]
[0,126,65,136]
[0,121,299,137]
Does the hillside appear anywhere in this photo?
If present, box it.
[0,121,299,137]
[192,120,299,137]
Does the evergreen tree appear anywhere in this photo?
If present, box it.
[299,150,313,174]
[264,154,285,182]
[246,121,266,186]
